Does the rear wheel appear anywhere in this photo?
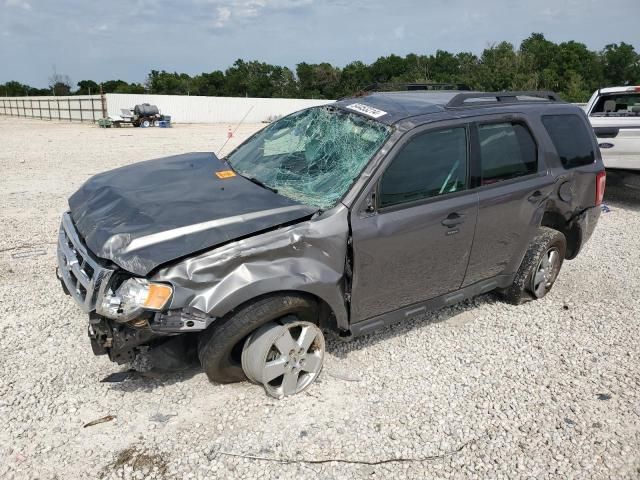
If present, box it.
[500,227,566,305]
[140,118,151,128]
[197,294,319,384]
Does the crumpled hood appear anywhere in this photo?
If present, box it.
[69,152,316,275]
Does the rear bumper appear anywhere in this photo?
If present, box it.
[571,205,601,258]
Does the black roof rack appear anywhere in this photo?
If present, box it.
[446,91,561,108]
[363,82,472,93]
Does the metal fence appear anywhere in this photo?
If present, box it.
[0,95,104,123]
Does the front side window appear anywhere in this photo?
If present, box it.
[478,122,537,185]
[542,114,595,169]
[226,107,391,209]
[379,127,467,208]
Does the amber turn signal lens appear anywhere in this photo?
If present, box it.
[144,283,173,310]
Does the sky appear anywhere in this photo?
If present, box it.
[1,0,639,88]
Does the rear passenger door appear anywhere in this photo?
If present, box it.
[350,123,478,323]
[462,116,554,287]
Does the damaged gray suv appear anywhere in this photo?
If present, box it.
[57,90,605,398]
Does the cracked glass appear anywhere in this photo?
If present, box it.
[226,106,391,209]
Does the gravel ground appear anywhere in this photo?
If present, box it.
[0,116,639,480]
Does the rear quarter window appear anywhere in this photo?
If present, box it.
[542,114,595,169]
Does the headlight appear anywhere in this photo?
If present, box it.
[99,278,173,321]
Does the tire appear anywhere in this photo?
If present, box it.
[140,118,151,128]
[241,318,325,398]
[500,227,566,305]
[197,294,318,384]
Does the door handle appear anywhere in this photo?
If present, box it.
[527,190,543,203]
[441,212,465,227]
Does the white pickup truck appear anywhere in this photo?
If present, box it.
[585,86,640,188]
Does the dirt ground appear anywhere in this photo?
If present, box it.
[1,117,639,480]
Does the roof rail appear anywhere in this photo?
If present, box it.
[446,91,561,108]
[363,82,472,93]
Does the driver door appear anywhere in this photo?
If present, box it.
[349,123,478,324]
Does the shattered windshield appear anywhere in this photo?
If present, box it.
[226,106,391,209]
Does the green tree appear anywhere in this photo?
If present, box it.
[2,35,639,102]
[556,41,602,93]
[430,50,459,82]
[601,42,640,86]
[224,59,284,97]
[338,60,373,96]
[1,81,32,96]
[370,54,407,83]
[564,72,590,102]
[191,71,226,96]
[475,42,518,91]
[146,71,193,95]
[49,71,72,95]
[76,80,99,95]
[296,62,341,98]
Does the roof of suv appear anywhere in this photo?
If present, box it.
[333,90,564,126]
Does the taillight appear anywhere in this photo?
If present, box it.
[596,171,606,205]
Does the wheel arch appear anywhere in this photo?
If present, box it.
[218,289,341,332]
[540,210,580,259]
[193,276,348,333]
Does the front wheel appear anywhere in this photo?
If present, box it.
[500,227,566,305]
[197,294,319,384]
[242,318,325,398]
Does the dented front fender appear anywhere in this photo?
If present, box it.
[151,205,351,330]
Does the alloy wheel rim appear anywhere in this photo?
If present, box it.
[242,319,325,399]
[532,247,560,298]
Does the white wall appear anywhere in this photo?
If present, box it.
[105,93,334,124]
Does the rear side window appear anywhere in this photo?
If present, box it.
[590,93,640,117]
[380,127,467,208]
[478,122,537,184]
[542,115,595,169]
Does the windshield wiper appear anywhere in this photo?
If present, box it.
[246,176,279,194]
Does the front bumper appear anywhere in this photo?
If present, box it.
[88,314,157,364]
[56,213,155,363]
[56,212,210,364]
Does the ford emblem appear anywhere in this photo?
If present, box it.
[599,142,614,149]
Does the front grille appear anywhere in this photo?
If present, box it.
[57,212,113,312]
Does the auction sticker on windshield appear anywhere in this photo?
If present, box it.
[345,103,388,119]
